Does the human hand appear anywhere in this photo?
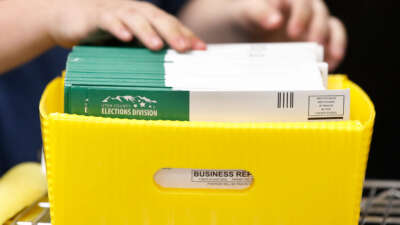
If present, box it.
[46,0,206,52]
[229,0,347,70]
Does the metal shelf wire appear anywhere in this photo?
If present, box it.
[5,180,400,225]
[360,180,400,225]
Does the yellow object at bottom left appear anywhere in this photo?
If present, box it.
[0,162,47,224]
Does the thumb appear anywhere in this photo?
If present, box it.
[240,0,283,30]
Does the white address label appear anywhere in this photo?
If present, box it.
[308,95,345,120]
[154,168,253,190]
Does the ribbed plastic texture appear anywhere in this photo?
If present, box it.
[40,75,375,225]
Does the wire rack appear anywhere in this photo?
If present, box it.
[361,180,400,225]
[5,180,400,225]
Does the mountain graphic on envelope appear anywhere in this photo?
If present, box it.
[102,96,157,109]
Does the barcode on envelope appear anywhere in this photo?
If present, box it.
[277,92,294,109]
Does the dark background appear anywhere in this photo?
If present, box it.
[326,0,399,178]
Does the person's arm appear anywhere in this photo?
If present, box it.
[0,0,206,74]
[0,0,54,74]
[179,0,347,71]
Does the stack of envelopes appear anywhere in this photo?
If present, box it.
[64,42,350,122]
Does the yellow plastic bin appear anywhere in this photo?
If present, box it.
[40,75,375,225]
